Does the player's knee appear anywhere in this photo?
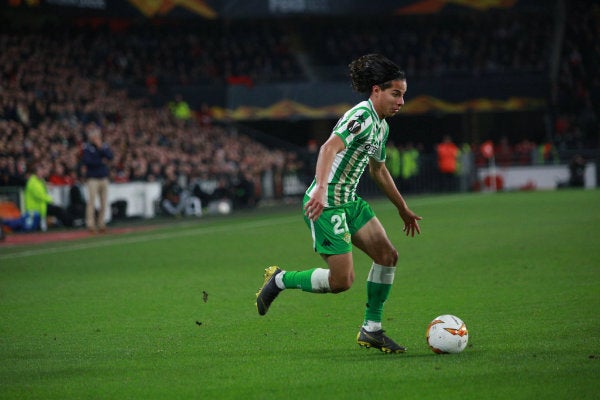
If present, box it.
[330,272,354,293]
[330,279,353,293]
[375,247,398,267]
[390,248,399,266]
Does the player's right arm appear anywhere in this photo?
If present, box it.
[304,134,346,221]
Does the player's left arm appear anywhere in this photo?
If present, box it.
[368,158,422,237]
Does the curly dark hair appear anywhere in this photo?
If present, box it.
[349,54,405,94]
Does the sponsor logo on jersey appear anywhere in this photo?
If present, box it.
[363,141,380,156]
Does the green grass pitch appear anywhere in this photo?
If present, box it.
[1,190,599,399]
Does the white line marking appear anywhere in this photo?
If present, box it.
[0,194,474,261]
[0,216,299,261]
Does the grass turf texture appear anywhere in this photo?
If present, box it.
[1,190,599,399]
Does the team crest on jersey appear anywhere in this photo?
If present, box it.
[347,113,366,134]
[343,233,351,243]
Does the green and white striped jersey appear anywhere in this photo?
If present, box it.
[306,99,389,207]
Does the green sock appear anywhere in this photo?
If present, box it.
[282,268,330,293]
[364,264,396,324]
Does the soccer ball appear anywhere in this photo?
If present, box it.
[426,314,469,354]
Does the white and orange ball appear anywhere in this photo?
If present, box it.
[426,314,469,354]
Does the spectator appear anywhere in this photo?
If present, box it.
[196,103,214,127]
[400,142,420,193]
[567,154,586,187]
[0,156,26,187]
[536,142,559,165]
[82,125,114,233]
[67,182,87,224]
[160,164,202,217]
[24,162,78,231]
[457,143,475,192]
[436,135,459,192]
[514,139,535,165]
[169,94,192,121]
[160,178,186,217]
[146,162,165,182]
[495,137,514,166]
[233,171,258,209]
[48,162,75,186]
[211,177,233,204]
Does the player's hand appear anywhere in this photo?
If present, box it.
[399,208,422,237]
[304,188,325,221]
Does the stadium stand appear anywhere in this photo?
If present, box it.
[0,0,598,225]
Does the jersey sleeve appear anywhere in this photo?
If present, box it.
[332,107,372,147]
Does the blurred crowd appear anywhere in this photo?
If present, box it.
[304,10,552,78]
[0,25,305,209]
[552,1,599,151]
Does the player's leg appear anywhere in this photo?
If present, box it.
[349,202,405,353]
[352,216,398,331]
[322,252,354,293]
[256,206,353,315]
[276,252,353,293]
[255,252,354,316]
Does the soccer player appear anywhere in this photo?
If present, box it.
[256,54,422,353]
